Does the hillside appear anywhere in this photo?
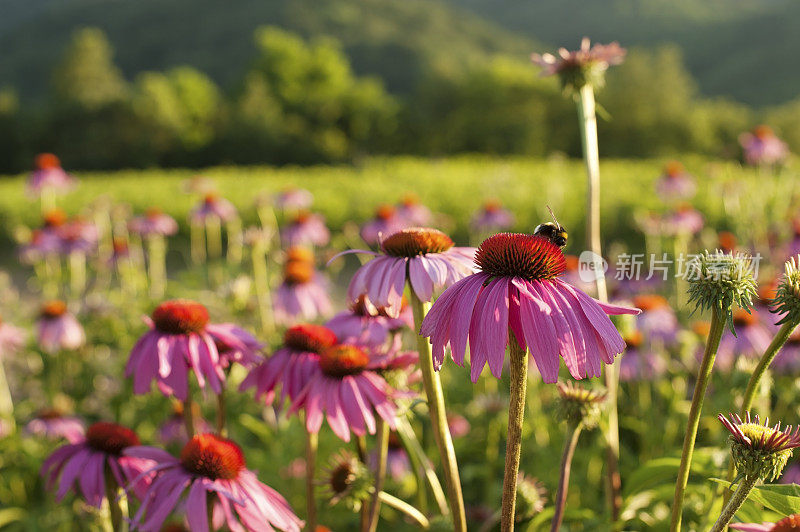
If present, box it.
[0,0,537,100]
[450,0,799,106]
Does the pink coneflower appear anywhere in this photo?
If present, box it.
[272,251,332,325]
[27,153,75,195]
[663,204,704,236]
[618,331,666,382]
[470,200,514,234]
[125,300,261,400]
[337,227,476,318]
[41,421,154,507]
[739,125,789,167]
[421,233,640,382]
[0,318,26,357]
[713,310,772,371]
[126,434,303,532]
[396,194,433,226]
[190,193,237,224]
[289,343,404,441]
[19,229,61,264]
[158,403,211,445]
[731,514,800,531]
[240,324,338,406]
[325,295,411,346]
[771,331,800,373]
[25,409,85,443]
[280,211,330,248]
[129,208,179,237]
[36,301,85,353]
[531,37,626,89]
[633,295,679,346]
[447,414,471,439]
[560,255,596,294]
[656,161,696,201]
[360,205,406,246]
[274,187,313,211]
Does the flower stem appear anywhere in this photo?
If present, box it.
[364,418,389,532]
[377,491,430,528]
[576,82,621,521]
[190,223,205,265]
[215,388,227,437]
[501,332,528,532]
[670,306,726,532]
[710,475,758,532]
[251,242,273,335]
[226,218,242,265]
[396,415,450,517]
[183,391,196,439]
[409,291,467,532]
[146,235,167,299]
[104,466,125,532]
[305,428,318,531]
[551,421,583,532]
[0,359,16,433]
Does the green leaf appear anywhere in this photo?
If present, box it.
[710,479,800,515]
[0,508,25,528]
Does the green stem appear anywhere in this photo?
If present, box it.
[396,415,450,517]
[226,219,242,265]
[305,428,318,531]
[670,306,726,532]
[500,332,528,532]
[190,223,205,265]
[577,82,620,521]
[550,422,583,532]
[183,392,196,439]
[377,491,429,528]
[364,418,389,532]
[69,252,86,299]
[206,217,223,261]
[146,235,167,299]
[251,243,273,335]
[0,359,16,433]
[216,388,227,437]
[710,475,758,532]
[104,466,125,532]
[394,418,429,515]
[409,292,467,532]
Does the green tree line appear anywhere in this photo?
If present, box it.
[0,26,797,172]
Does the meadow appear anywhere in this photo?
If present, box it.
[2,153,800,532]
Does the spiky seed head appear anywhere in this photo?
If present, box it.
[515,474,547,522]
[318,451,372,511]
[556,381,607,428]
[719,412,800,482]
[772,256,800,326]
[685,250,758,335]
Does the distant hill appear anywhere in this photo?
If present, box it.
[0,0,537,99]
[449,0,800,106]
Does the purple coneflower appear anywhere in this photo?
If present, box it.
[396,194,433,226]
[36,301,85,353]
[158,403,211,445]
[190,193,238,224]
[240,324,338,405]
[129,208,179,237]
[274,187,313,211]
[531,37,626,90]
[0,318,26,356]
[421,233,639,382]
[326,294,410,345]
[663,204,704,236]
[280,211,330,248]
[25,408,85,443]
[370,431,411,481]
[619,331,666,382]
[739,125,789,167]
[337,227,476,318]
[731,514,800,531]
[655,161,696,201]
[289,343,404,442]
[126,434,302,532]
[27,154,75,195]
[360,205,406,246]
[125,299,260,400]
[41,422,154,508]
[272,248,332,325]
[470,200,514,234]
[633,295,679,346]
[713,310,772,371]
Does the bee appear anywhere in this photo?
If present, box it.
[534,206,568,248]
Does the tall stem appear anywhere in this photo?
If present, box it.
[69,252,86,299]
[396,416,449,517]
[551,422,583,532]
[377,491,430,528]
[183,391,196,439]
[409,292,467,532]
[215,388,227,437]
[670,306,726,532]
[305,428,318,531]
[0,359,16,433]
[500,332,528,532]
[577,82,620,520]
[710,475,758,532]
[146,235,167,299]
[364,418,389,532]
[251,243,273,335]
[226,218,242,265]
[190,223,205,265]
[104,466,125,531]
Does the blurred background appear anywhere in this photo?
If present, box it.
[0,0,799,172]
